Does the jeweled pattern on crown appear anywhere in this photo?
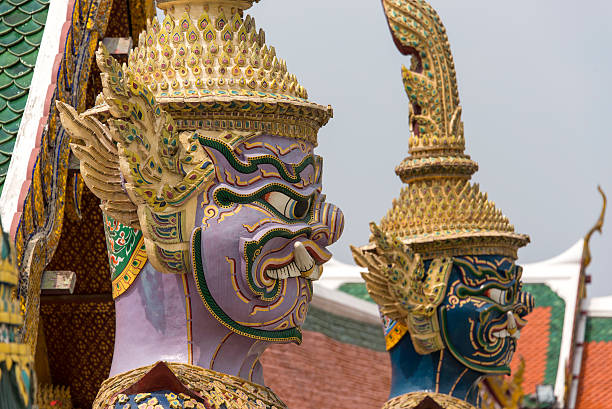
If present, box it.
[380,179,522,253]
[128,5,307,103]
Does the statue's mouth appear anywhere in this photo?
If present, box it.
[262,240,331,281]
[489,311,525,341]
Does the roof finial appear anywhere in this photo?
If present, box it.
[582,185,607,269]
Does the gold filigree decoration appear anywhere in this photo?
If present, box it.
[381,391,477,409]
[351,223,452,355]
[375,0,529,258]
[92,362,287,409]
[37,384,73,409]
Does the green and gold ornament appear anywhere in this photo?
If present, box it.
[0,226,33,409]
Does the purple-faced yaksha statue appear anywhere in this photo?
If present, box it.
[57,1,343,407]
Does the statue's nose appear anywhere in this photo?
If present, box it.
[515,290,534,319]
[322,202,344,245]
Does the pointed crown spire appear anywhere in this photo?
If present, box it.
[87,0,330,145]
[379,0,529,258]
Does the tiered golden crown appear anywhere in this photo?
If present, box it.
[90,0,332,144]
[378,0,529,258]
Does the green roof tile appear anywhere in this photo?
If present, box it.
[0,83,26,100]
[5,62,28,78]
[7,93,27,113]
[6,39,33,56]
[3,117,21,133]
[0,127,11,142]
[24,29,43,46]
[0,21,12,36]
[18,1,46,15]
[8,0,32,8]
[0,153,10,167]
[0,50,19,68]
[0,73,12,90]
[13,69,31,88]
[4,10,29,27]
[16,19,43,36]
[0,4,15,18]
[30,7,46,25]
[0,0,49,193]
[304,306,385,351]
[19,48,37,66]
[0,135,15,154]
[339,283,374,303]
[0,107,18,124]
[585,317,612,342]
[0,30,22,48]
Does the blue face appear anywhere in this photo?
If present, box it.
[437,255,533,375]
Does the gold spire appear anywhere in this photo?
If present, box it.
[379,0,528,258]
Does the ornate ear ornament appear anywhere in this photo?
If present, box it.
[352,224,453,354]
[57,45,225,274]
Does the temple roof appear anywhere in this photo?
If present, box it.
[0,0,49,193]
[574,297,612,409]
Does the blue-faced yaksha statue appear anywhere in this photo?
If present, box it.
[351,1,534,408]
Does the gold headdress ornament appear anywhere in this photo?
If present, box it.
[378,0,529,259]
[88,0,332,144]
[57,0,332,275]
[352,0,529,355]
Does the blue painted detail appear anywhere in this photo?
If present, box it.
[387,254,533,406]
[389,334,483,406]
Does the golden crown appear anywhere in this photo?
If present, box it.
[378,0,529,258]
[89,0,332,145]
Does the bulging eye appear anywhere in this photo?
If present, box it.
[485,288,507,305]
[263,191,311,219]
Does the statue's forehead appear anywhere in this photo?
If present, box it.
[453,255,518,281]
[236,134,315,159]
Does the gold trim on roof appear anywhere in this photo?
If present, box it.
[378,0,528,258]
[582,186,606,270]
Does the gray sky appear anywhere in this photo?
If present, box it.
[246,0,612,297]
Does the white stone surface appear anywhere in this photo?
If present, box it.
[583,295,612,317]
[312,283,380,325]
